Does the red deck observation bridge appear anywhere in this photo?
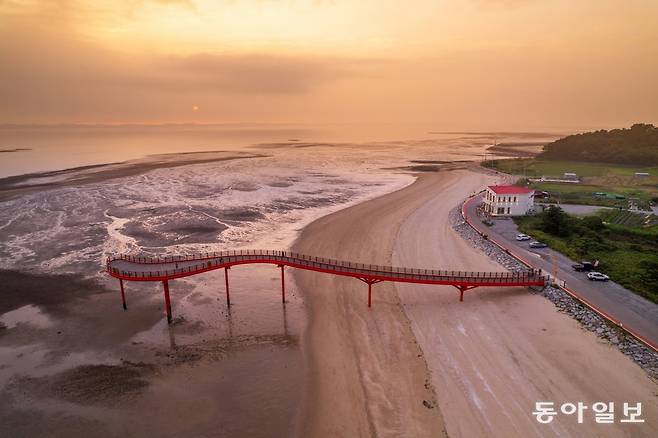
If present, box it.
[106,250,547,322]
[106,250,547,323]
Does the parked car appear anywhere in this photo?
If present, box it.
[587,272,609,281]
[572,260,599,272]
[529,241,548,248]
[516,233,531,241]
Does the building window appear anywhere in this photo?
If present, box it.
[497,207,505,214]
[507,207,511,214]
[513,196,517,202]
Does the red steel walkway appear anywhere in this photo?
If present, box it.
[106,249,547,322]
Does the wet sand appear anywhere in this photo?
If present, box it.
[294,167,658,437]
[0,267,305,437]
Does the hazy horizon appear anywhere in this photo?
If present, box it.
[1,0,657,130]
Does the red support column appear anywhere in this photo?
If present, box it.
[224,267,231,306]
[280,265,285,303]
[119,279,127,310]
[455,285,476,302]
[163,280,172,324]
[359,278,381,308]
[368,282,372,308]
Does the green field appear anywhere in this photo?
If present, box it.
[514,208,658,304]
[599,209,658,227]
[483,158,658,209]
[483,158,658,178]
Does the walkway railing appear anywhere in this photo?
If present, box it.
[107,249,543,283]
[106,249,547,323]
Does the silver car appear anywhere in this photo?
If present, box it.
[587,272,609,281]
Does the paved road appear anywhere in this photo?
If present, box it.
[466,195,658,348]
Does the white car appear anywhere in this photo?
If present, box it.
[587,272,609,281]
[516,234,531,241]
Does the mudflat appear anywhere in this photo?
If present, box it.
[0,151,266,201]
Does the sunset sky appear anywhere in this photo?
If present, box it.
[1,0,657,129]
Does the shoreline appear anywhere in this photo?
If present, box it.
[0,151,267,202]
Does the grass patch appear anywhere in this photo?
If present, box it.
[600,210,658,227]
[514,207,658,304]
[483,158,658,178]
[483,158,658,209]
[527,182,655,209]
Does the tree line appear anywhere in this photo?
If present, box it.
[539,123,658,165]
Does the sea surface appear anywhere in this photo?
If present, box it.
[0,125,558,436]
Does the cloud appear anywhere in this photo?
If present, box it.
[156,53,347,94]
[151,0,194,4]
[143,0,196,10]
[1,0,657,128]
[469,0,536,7]
[0,14,361,122]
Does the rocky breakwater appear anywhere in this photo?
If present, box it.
[449,206,658,380]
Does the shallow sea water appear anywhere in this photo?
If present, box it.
[0,128,556,436]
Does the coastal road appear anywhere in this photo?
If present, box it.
[393,170,657,437]
[465,195,658,348]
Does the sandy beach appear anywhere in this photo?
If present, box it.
[294,167,658,437]
[292,171,454,437]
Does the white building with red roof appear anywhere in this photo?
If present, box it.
[483,185,534,216]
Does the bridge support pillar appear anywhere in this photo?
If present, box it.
[358,278,382,308]
[454,285,477,302]
[119,279,127,310]
[163,280,172,324]
[279,265,285,304]
[224,267,231,306]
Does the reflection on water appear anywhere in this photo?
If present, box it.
[0,304,53,329]
[0,124,314,178]
[0,129,560,436]
[0,123,561,178]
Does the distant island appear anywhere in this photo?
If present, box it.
[0,148,31,153]
[538,123,658,165]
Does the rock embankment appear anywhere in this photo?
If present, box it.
[449,206,658,380]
